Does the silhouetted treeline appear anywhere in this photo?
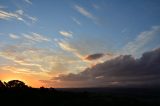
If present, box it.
[0,80,160,106]
[0,80,29,88]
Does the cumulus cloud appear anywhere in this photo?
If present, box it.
[9,33,20,39]
[59,31,73,38]
[50,48,160,87]
[84,53,104,60]
[23,32,50,42]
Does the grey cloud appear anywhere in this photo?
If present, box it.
[52,48,160,87]
[84,53,104,60]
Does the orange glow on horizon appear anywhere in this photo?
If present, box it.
[3,77,25,83]
[0,73,45,88]
[2,77,44,88]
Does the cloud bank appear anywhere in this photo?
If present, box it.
[49,48,160,88]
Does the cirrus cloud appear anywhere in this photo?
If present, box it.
[74,5,97,24]
[9,33,20,39]
[0,10,23,21]
[59,31,73,38]
[0,9,37,25]
[23,32,50,42]
[122,26,160,56]
[71,17,81,25]
[24,0,32,5]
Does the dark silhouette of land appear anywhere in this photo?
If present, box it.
[0,80,160,105]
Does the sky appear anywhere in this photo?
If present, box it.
[0,0,160,88]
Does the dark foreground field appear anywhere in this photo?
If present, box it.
[0,87,160,106]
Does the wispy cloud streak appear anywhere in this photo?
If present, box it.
[72,17,81,25]
[23,33,50,42]
[59,31,73,38]
[122,26,160,56]
[0,9,37,25]
[74,5,97,23]
[9,33,20,39]
[24,0,32,5]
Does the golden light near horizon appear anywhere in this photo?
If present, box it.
[0,73,43,88]
[3,78,44,88]
[2,76,28,84]
[2,76,27,82]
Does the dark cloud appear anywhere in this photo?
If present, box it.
[84,53,104,60]
[51,48,160,87]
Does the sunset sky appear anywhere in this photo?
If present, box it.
[0,0,160,88]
